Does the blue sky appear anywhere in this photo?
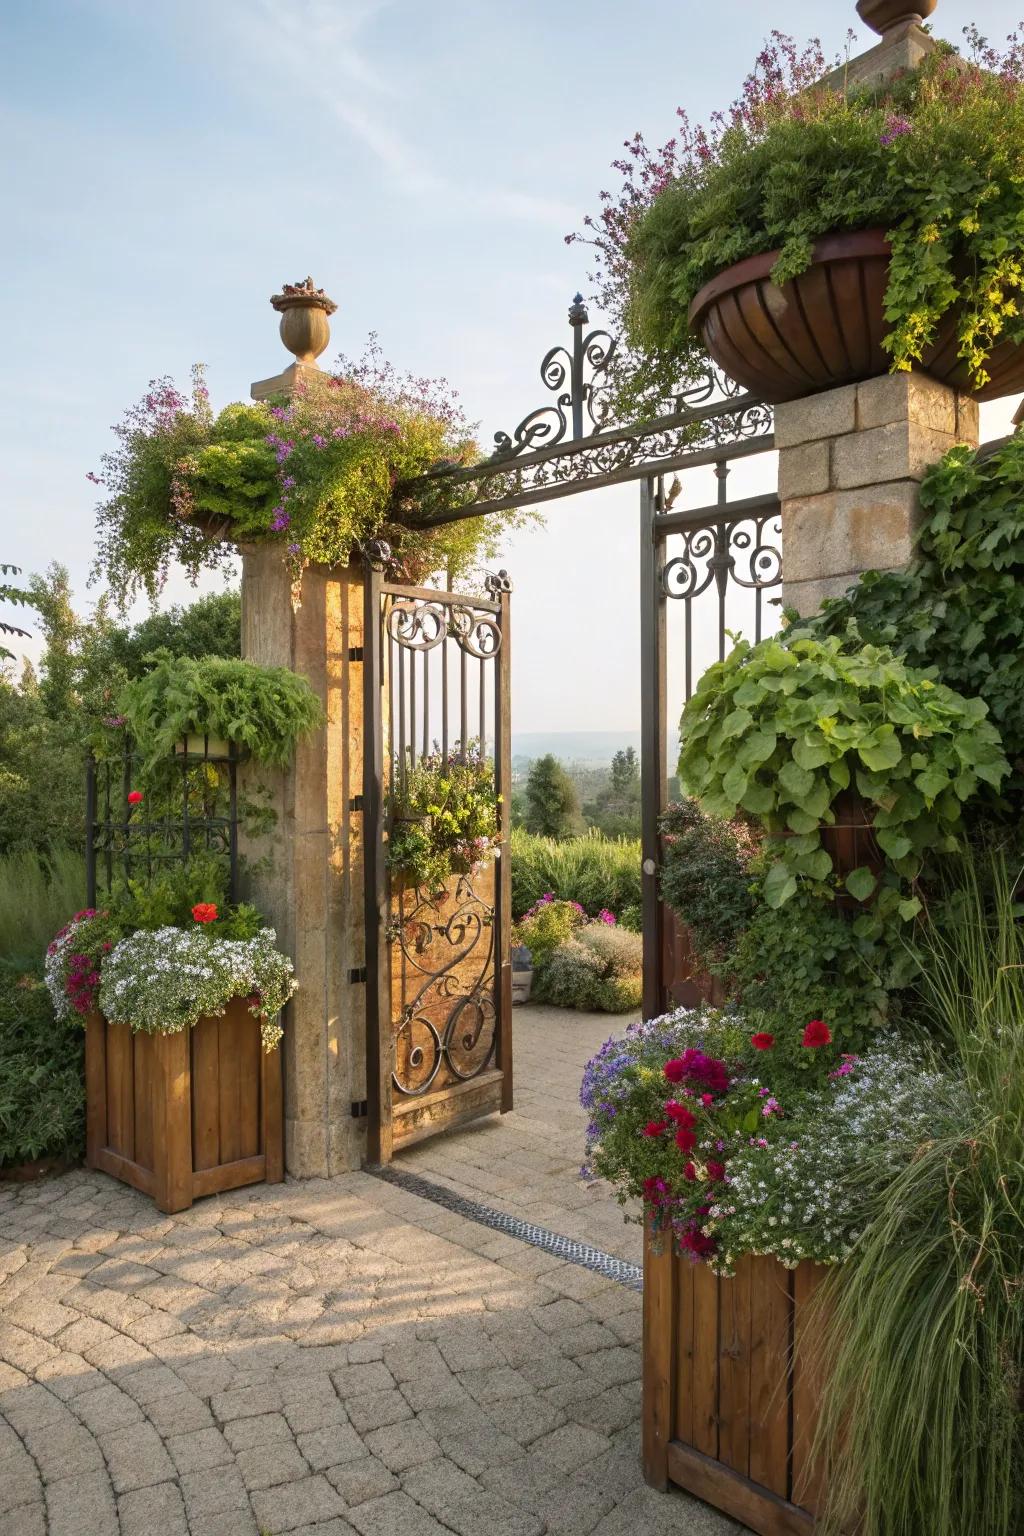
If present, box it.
[4,0,1023,732]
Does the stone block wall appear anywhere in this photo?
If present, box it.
[778,373,979,617]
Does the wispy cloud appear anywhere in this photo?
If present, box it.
[211,0,574,225]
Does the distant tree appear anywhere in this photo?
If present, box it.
[0,563,34,662]
[585,747,642,838]
[610,747,639,795]
[523,755,582,839]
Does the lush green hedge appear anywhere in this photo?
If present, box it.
[510,827,641,921]
[0,961,84,1167]
[0,847,86,965]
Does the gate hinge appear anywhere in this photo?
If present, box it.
[348,966,368,984]
[349,794,364,812]
[350,1099,368,1119]
[348,645,364,662]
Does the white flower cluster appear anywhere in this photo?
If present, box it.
[99,926,296,1051]
[708,1035,963,1271]
[43,914,93,1022]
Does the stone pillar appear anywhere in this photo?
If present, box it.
[778,373,978,617]
[238,549,368,1176]
[237,279,369,1178]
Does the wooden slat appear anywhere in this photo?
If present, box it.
[152,1029,192,1214]
[691,1258,720,1457]
[391,1071,503,1149]
[748,1255,792,1499]
[192,1154,266,1199]
[666,1442,814,1536]
[94,1146,154,1197]
[719,1257,753,1474]
[235,1004,261,1159]
[672,1248,696,1447]
[84,1013,107,1168]
[641,1218,676,1490]
[792,1261,829,1514]
[105,1021,134,1160]
[131,1030,154,1174]
[262,1043,284,1185]
[217,1008,243,1165]
[191,1017,220,1172]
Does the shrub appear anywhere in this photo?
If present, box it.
[0,961,85,1166]
[537,922,643,1013]
[510,827,641,918]
[659,800,759,972]
[513,897,586,966]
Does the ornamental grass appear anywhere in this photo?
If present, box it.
[815,852,1024,1536]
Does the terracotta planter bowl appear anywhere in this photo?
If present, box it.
[856,0,936,35]
[688,229,1024,404]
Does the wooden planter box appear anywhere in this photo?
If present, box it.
[643,1223,831,1536]
[85,997,283,1214]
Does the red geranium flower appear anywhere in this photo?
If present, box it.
[664,1058,686,1083]
[665,1101,697,1129]
[802,1019,832,1048]
[191,903,219,924]
[683,1161,697,1182]
[675,1126,697,1153]
[127,789,143,805]
[642,1120,668,1138]
[751,1032,775,1050]
[706,1160,726,1182]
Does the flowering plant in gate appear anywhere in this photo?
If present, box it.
[98,926,297,1051]
[387,742,501,897]
[581,1006,957,1272]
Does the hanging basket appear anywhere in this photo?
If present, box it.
[688,229,1024,404]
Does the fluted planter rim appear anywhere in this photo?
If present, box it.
[688,228,890,330]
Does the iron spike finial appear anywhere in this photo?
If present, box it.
[568,292,588,326]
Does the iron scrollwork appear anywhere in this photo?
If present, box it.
[492,294,618,458]
[662,515,783,601]
[391,875,497,1096]
[386,597,503,659]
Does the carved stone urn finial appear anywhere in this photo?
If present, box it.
[269,277,337,365]
[856,0,937,37]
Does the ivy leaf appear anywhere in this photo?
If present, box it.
[741,780,774,815]
[898,896,923,920]
[845,866,877,902]
[763,862,798,908]
[875,828,912,859]
[786,807,819,834]
[792,735,832,770]
[858,728,902,772]
[722,762,749,805]
[737,729,778,768]
[720,707,753,740]
[778,759,815,802]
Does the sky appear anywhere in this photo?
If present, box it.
[3,0,1024,735]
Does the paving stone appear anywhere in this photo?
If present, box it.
[346,1490,452,1536]
[346,1388,413,1434]
[324,1453,399,1505]
[0,1500,46,1535]
[404,1459,545,1536]
[0,1449,43,1514]
[237,1438,311,1489]
[45,1469,117,1536]
[24,1418,104,1480]
[329,1361,394,1400]
[250,1473,348,1532]
[296,1421,366,1471]
[284,1391,350,1433]
[179,1463,249,1516]
[100,1419,175,1492]
[532,1422,612,1474]
[363,1417,441,1473]
[165,1426,233,1473]
[73,1381,143,1433]
[223,1410,294,1451]
[210,1381,282,1421]
[117,1479,188,1536]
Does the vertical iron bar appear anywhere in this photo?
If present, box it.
[569,292,586,440]
[122,747,133,886]
[409,638,417,771]
[459,646,468,760]
[441,635,449,762]
[228,747,239,902]
[364,563,393,1166]
[478,651,485,754]
[640,475,667,1022]
[103,762,112,896]
[85,756,96,907]
[397,637,406,793]
[716,460,730,662]
[495,586,514,1112]
[422,647,430,760]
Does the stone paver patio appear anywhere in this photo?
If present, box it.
[0,1007,747,1536]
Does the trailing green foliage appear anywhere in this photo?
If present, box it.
[796,434,1024,788]
[0,561,34,662]
[817,854,1024,1536]
[0,961,84,1166]
[0,847,86,963]
[120,652,324,771]
[510,827,641,919]
[678,632,1007,927]
[659,800,758,973]
[580,32,1024,413]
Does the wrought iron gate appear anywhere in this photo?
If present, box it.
[362,554,513,1164]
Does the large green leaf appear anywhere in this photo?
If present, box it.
[762,862,798,908]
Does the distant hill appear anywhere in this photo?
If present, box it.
[512,730,679,768]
